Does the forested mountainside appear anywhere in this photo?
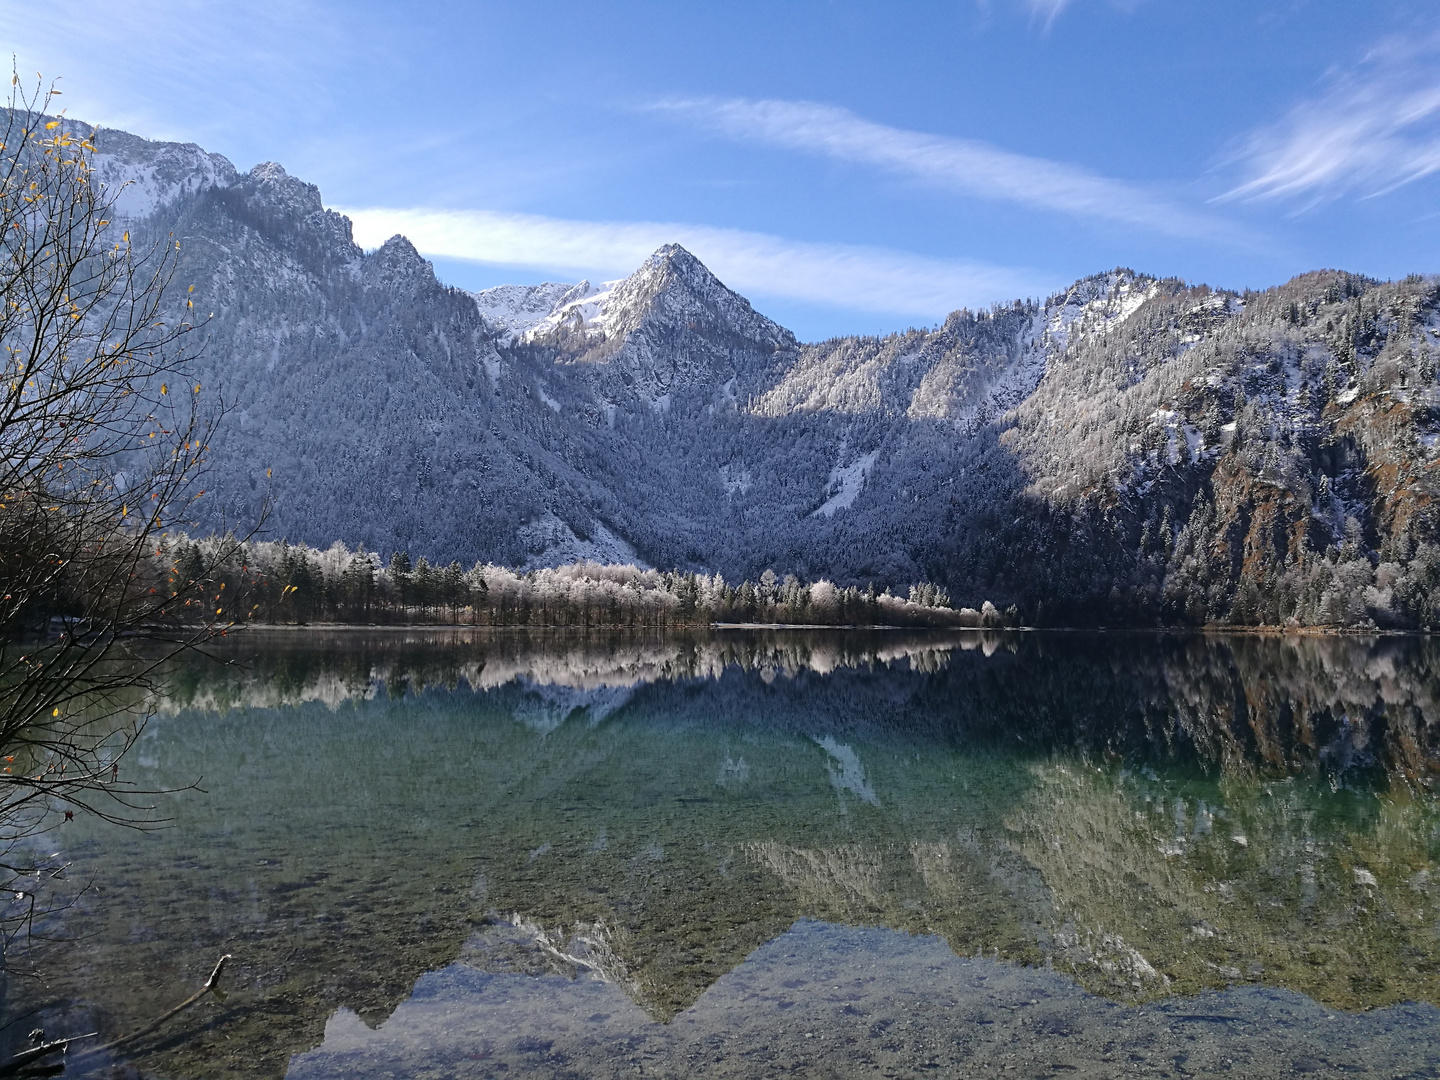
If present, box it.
[91,121,1440,628]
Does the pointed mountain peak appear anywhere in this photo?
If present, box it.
[513,245,797,413]
[241,159,327,219]
[600,244,789,345]
[250,161,290,182]
[514,244,794,389]
[359,233,440,293]
[646,242,703,271]
[625,244,723,299]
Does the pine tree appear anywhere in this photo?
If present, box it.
[390,551,412,614]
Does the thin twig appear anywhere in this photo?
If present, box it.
[74,954,230,1059]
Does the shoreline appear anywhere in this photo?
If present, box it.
[210,622,1435,637]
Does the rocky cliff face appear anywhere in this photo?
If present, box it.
[129,156,618,566]
[98,124,1440,627]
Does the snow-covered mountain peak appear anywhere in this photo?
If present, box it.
[358,234,438,291]
[607,245,734,319]
[628,243,712,293]
[553,280,602,309]
[597,244,795,352]
[493,246,798,414]
[243,161,330,218]
[250,161,289,182]
[473,281,587,340]
[477,246,797,367]
[83,123,237,221]
[526,279,622,343]
[471,277,643,345]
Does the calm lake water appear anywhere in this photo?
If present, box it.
[5,628,1440,1078]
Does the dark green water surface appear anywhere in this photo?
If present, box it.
[6,628,1440,1078]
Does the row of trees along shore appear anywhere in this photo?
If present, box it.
[157,536,1017,629]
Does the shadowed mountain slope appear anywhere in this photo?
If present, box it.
[89,123,1440,627]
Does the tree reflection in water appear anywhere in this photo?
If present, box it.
[5,628,1439,1078]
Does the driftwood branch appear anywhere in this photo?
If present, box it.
[74,954,230,1061]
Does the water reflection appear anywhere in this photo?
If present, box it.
[287,923,1440,1080]
[4,629,1439,1078]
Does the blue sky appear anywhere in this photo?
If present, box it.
[7,0,1440,338]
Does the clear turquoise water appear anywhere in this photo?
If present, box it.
[5,628,1440,1078]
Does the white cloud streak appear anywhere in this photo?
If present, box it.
[981,0,1149,31]
[1022,0,1073,29]
[655,97,1232,242]
[1222,37,1440,206]
[339,206,1053,319]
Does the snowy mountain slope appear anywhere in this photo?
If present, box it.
[516,512,647,570]
[132,156,631,567]
[813,450,880,519]
[515,280,614,342]
[472,281,596,341]
[756,272,1155,430]
[85,122,238,220]
[925,271,1440,626]
[89,120,1440,627]
[521,244,799,416]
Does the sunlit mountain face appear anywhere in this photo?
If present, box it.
[71,116,1440,629]
[7,629,1440,1078]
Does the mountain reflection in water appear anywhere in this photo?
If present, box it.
[5,628,1440,1079]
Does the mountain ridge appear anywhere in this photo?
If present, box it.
[79,119,1440,628]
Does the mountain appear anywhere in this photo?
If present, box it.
[472,280,585,342]
[86,122,1440,629]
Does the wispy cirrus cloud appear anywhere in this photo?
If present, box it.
[975,0,1074,31]
[1221,37,1440,207]
[339,206,1054,319]
[1016,0,1152,26]
[0,0,365,149]
[1019,0,1073,29]
[653,97,1238,244]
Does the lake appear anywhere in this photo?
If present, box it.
[4,628,1440,1078]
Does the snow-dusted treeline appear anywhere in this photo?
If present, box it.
[160,536,1005,628]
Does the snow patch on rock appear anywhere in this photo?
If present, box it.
[813,450,879,518]
[471,282,580,340]
[524,279,621,343]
